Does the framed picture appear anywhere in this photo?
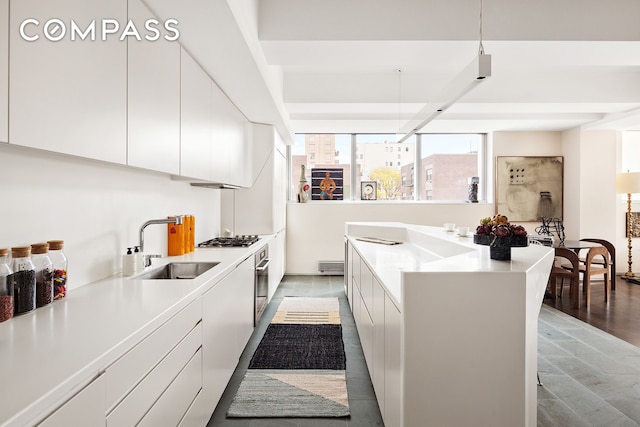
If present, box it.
[495,156,563,222]
[626,212,640,238]
[361,181,377,200]
[311,168,343,200]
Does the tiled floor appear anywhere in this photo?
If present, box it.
[207,275,640,427]
[207,275,383,427]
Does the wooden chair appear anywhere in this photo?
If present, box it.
[579,239,616,291]
[581,246,611,307]
[549,247,581,308]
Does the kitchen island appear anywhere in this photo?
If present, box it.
[344,222,553,427]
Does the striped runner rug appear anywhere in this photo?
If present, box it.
[227,297,350,418]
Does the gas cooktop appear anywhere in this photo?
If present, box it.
[198,235,260,248]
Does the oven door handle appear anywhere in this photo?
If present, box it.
[256,259,271,271]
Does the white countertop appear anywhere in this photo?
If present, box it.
[0,237,272,427]
[345,222,552,308]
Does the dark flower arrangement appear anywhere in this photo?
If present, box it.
[473,214,529,260]
[474,214,529,254]
[475,214,528,238]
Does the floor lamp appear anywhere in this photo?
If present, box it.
[617,171,640,284]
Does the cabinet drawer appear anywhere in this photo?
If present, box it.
[107,323,202,426]
[360,264,373,316]
[105,300,201,411]
[138,348,202,427]
[38,375,105,427]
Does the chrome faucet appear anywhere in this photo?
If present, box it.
[139,216,183,267]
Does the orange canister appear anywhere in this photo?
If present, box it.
[167,216,185,256]
[183,215,191,253]
[189,215,195,252]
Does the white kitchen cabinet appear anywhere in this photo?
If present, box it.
[105,299,202,426]
[127,0,180,174]
[211,81,250,186]
[384,294,402,427]
[180,48,213,181]
[191,255,254,423]
[372,277,386,417]
[9,0,127,163]
[137,349,202,427]
[268,229,286,301]
[38,375,106,427]
[225,123,286,235]
[0,0,7,143]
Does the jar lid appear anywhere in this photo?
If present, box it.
[47,240,64,250]
[11,246,31,258]
[0,248,8,257]
[31,243,49,254]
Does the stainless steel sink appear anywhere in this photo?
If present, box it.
[135,262,219,280]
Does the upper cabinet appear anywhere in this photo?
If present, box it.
[180,48,213,181]
[9,0,127,164]
[0,0,8,143]
[181,47,252,186]
[211,81,251,186]
[127,0,180,174]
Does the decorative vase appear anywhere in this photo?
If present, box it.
[490,236,512,261]
[297,165,309,203]
[473,234,492,245]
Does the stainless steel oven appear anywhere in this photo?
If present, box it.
[254,245,269,325]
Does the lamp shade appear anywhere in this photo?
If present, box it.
[616,171,640,194]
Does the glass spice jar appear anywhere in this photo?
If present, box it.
[47,240,68,299]
[11,246,36,315]
[0,248,14,322]
[31,243,53,308]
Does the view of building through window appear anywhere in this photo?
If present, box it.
[290,133,483,201]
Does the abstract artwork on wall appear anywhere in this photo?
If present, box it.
[495,156,563,222]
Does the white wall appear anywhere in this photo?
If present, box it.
[0,144,220,290]
[286,130,567,274]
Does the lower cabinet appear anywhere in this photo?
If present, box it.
[349,241,402,427]
[38,375,106,427]
[105,300,202,427]
[188,255,254,424]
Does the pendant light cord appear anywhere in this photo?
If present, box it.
[478,0,485,55]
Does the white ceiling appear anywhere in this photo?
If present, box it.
[147,0,640,141]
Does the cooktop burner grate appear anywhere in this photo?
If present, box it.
[198,235,260,248]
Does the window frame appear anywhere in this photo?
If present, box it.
[289,133,487,202]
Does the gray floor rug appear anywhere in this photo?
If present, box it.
[227,297,350,419]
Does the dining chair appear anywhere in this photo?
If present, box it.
[550,247,581,308]
[579,238,616,291]
[580,246,611,307]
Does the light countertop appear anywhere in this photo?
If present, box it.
[345,222,553,308]
[0,236,272,427]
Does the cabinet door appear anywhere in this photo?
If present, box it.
[213,85,249,187]
[39,375,106,427]
[180,48,213,181]
[127,0,180,174]
[372,277,386,416]
[268,230,285,301]
[210,81,232,184]
[200,255,254,415]
[0,0,7,143]
[10,0,127,163]
[384,294,402,427]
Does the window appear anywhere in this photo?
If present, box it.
[420,134,480,201]
[289,134,352,200]
[289,133,484,202]
[355,134,415,200]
